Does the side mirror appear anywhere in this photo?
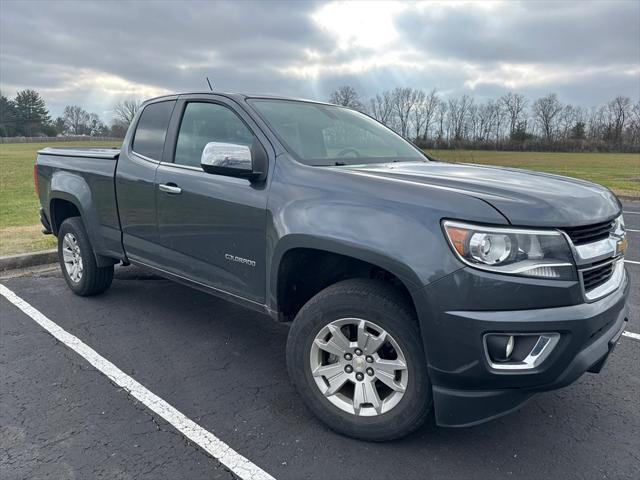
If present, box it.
[200,141,267,182]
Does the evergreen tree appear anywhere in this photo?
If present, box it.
[570,121,586,140]
[13,89,51,136]
[0,93,18,137]
[510,121,533,142]
[54,116,66,135]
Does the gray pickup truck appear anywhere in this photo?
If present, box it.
[35,92,629,440]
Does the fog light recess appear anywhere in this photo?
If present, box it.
[484,333,560,371]
[486,334,515,362]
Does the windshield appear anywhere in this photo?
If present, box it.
[248,99,426,166]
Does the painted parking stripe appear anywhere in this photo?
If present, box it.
[622,211,640,215]
[625,260,640,265]
[627,229,640,233]
[0,284,276,480]
[623,331,640,341]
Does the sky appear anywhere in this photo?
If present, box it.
[1,0,639,121]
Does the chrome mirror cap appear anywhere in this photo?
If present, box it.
[201,142,253,174]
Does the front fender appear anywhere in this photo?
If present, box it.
[265,156,509,317]
[266,203,464,316]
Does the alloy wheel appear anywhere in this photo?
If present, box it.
[310,318,408,417]
[62,232,83,282]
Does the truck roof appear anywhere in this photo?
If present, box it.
[144,92,334,107]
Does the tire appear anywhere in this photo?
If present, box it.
[58,217,113,296]
[286,278,432,441]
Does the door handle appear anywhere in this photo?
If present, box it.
[159,183,182,194]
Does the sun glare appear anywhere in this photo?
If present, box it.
[312,1,407,50]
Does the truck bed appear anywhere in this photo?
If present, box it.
[36,147,123,260]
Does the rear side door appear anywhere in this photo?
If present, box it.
[116,99,176,265]
[154,95,272,303]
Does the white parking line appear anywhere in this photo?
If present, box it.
[627,229,640,233]
[623,331,640,341]
[0,284,276,480]
[625,260,640,265]
[623,211,640,215]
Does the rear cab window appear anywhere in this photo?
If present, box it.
[132,101,175,161]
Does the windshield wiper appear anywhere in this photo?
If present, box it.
[311,161,348,167]
[390,159,427,163]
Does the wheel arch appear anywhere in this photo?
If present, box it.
[49,172,116,267]
[49,195,83,235]
[269,234,424,322]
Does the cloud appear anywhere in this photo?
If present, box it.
[397,1,639,65]
[312,1,408,50]
[1,0,638,120]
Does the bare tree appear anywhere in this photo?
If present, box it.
[587,105,605,140]
[467,103,479,140]
[626,100,640,145]
[113,99,142,126]
[63,105,90,135]
[606,96,632,142]
[329,86,364,111]
[369,89,638,150]
[435,100,447,146]
[532,93,563,141]
[368,91,395,125]
[391,87,420,138]
[448,95,474,141]
[559,105,577,139]
[492,100,506,146]
[421,88,440,141]
[501,92,528,137]
[476,101,497,142]
[87,113,108,136]
[411,88,440,141]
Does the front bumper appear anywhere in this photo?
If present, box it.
[418,265,629,427]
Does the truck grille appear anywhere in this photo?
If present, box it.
[581,261,615,292]
[562,220,614,245]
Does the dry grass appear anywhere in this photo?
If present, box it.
[0,224,56,256]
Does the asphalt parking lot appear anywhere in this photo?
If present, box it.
[2,200,639,480]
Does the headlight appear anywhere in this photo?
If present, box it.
[613,214,627,255]
[613,214,625,237]
[442,220,576,280]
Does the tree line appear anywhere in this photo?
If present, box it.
[2,87,639,152]
[0,89,141,139]
[330,86,640,152]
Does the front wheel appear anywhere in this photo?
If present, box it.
[286,279,432,441]
[58,217,113,296]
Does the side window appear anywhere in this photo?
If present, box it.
[132,101,175,161]
[174,102,255,168]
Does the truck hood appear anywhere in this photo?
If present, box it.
[336,161,621,227]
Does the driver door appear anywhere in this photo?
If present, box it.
[154,96,270,303]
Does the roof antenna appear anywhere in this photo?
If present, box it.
[205,77,213,91]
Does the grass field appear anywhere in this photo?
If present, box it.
[0,141,638,256]
[428,149,639,196]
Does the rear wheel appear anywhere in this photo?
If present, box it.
[58,217,113,296]
[286,278,432,441]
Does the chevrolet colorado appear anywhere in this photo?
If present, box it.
[35,92,629,440]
